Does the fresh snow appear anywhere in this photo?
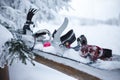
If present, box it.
[9,61,76,80]
[34,48,120,80]
[0,25,13,68]
[0,0,120,80]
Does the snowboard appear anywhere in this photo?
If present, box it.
[53,17,69,43]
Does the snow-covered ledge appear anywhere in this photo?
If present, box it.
[35,53,100,80]
[33,49,120,80]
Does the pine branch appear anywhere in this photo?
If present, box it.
[0,39,35,68]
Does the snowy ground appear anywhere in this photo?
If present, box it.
[9,61,76,80]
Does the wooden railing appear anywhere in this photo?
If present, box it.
[35,54,100,80]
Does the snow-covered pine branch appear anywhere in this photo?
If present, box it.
[0,39,35,68]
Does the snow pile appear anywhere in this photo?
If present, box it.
[0,25,13,53]
[91,60,120,70]
[63,49,90,63]
[0,25,13,68]
[42,46,57,54]
[41,45,120,70]
[9,60,76,80]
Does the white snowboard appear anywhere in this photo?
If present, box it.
[53,17,69,44]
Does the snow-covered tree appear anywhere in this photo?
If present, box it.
[0,0,71,29]
[0,0,71,68]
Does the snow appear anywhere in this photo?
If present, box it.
[34,48,120,80]
[63,49,90,63]
[91,60,120,70]
[0,24,13,56]
[0,0,120,80]
[41,46,120,70]
[9,61,76,80]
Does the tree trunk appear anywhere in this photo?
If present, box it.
[0,66,9,80]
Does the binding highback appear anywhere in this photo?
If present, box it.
[60,29,76,47]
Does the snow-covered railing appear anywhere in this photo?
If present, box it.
[34,50,100,80]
